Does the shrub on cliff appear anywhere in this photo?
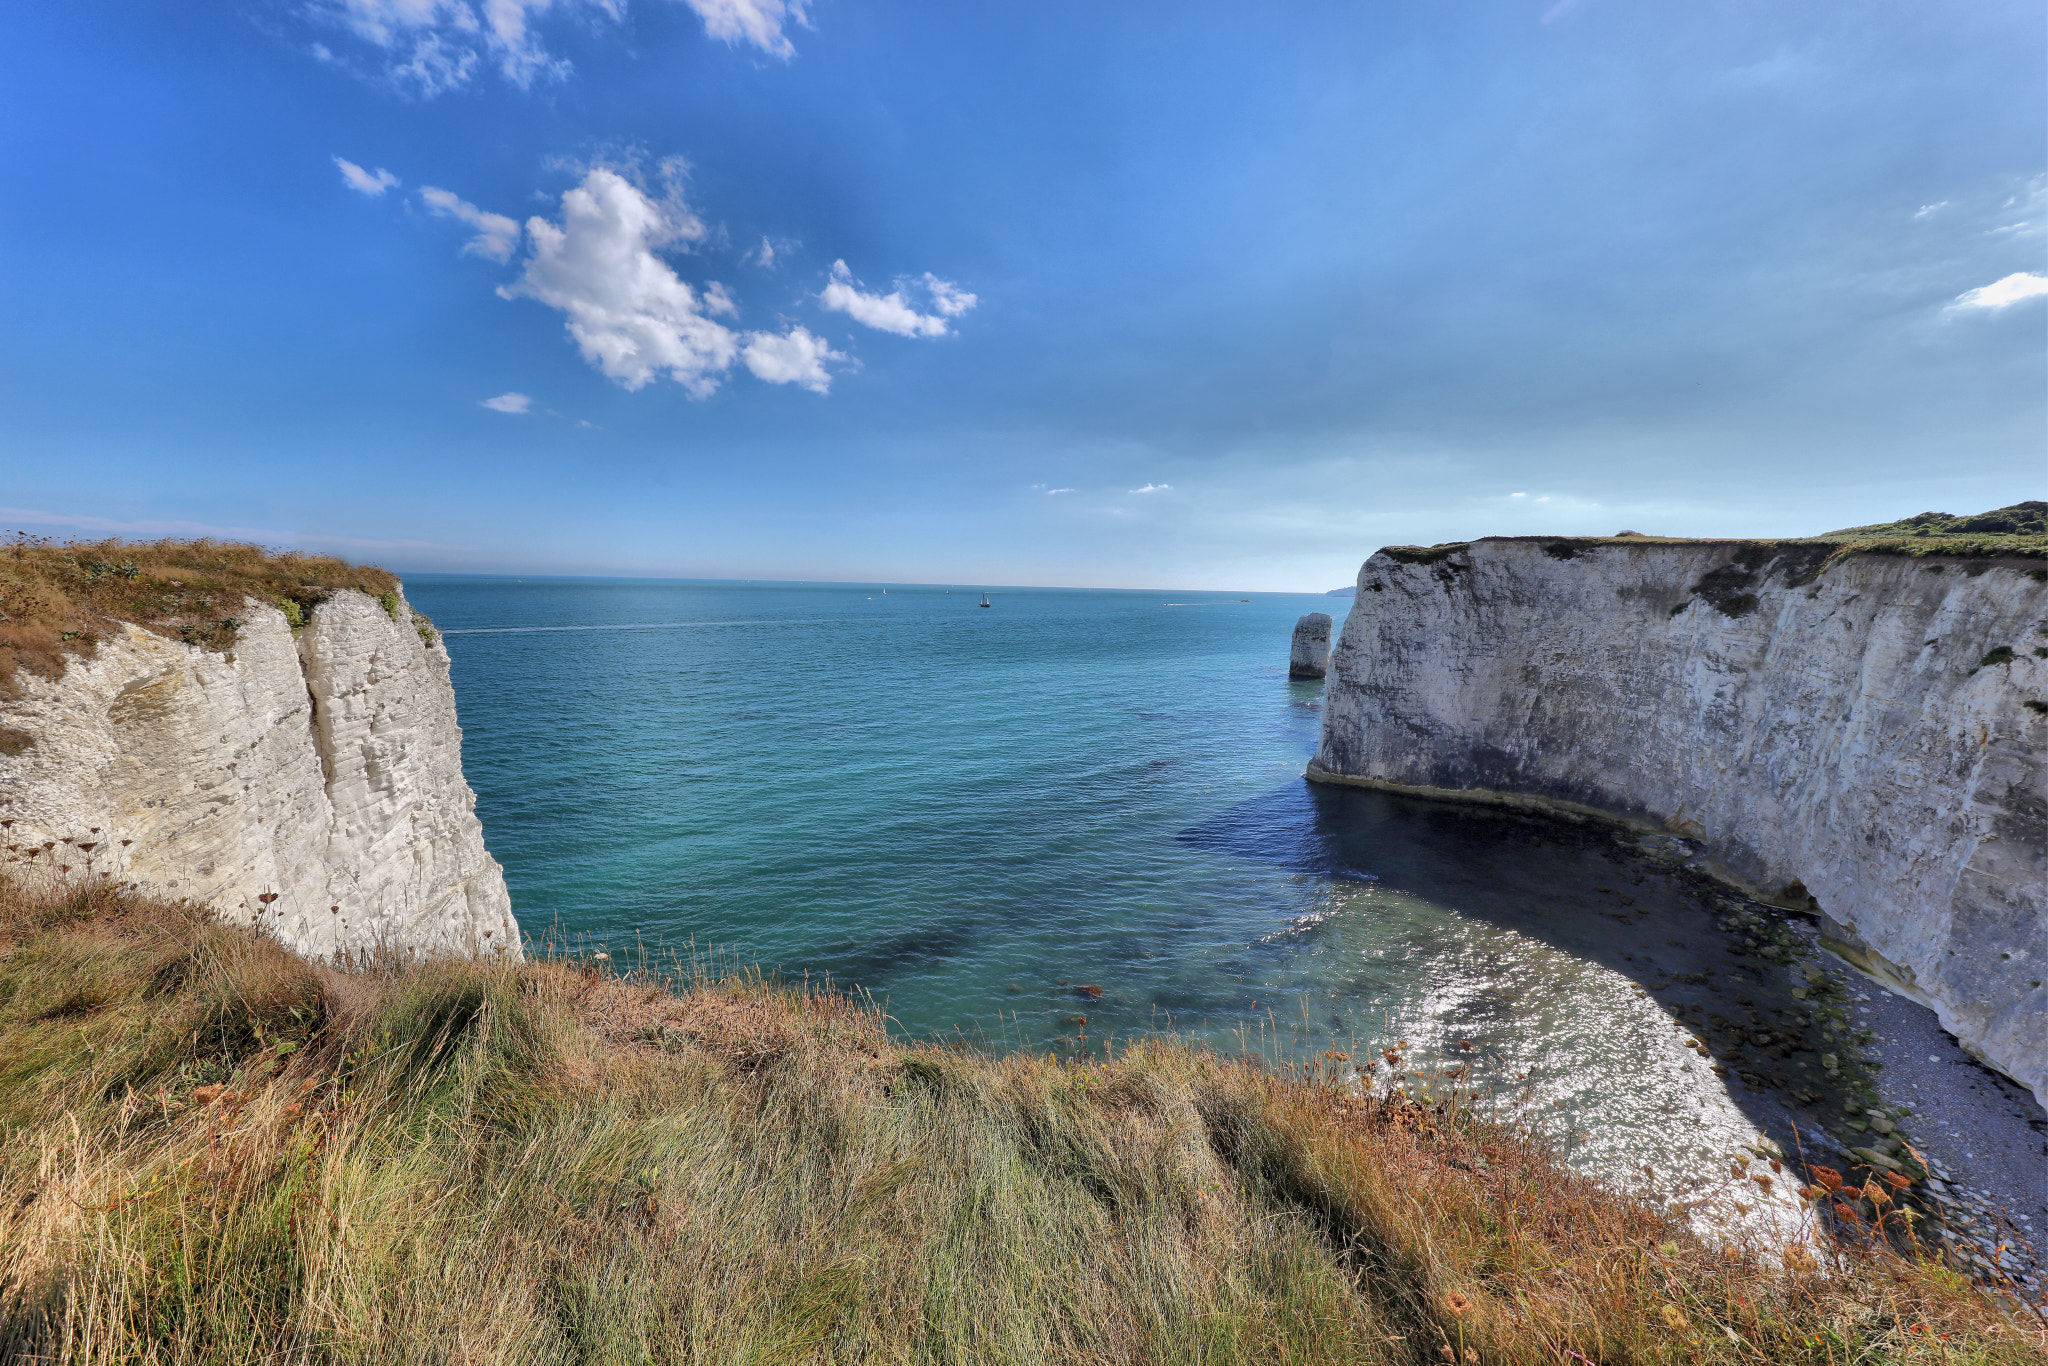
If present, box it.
[0,876,2037,1364]
[0,535,399,693]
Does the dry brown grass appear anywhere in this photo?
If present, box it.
[0,874,2037,1364]
[0,535,398,695]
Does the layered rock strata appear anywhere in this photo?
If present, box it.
[1308,538,2047,1107]
[1290,612,1333,679]
[0,589,517,960]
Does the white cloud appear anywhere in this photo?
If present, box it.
[1950,272,2048,311]
[1130,483,1171,494]
[499,168,832,397]
[312,0,801,95]
[751,235,796,269]
[740,327,842,394]
[1044,487,1076,495]
[702,281,738,317]
[679,0,809,59]
[924,274,977,318]
[336,157,400,196]
[819,260,977,338]
[1912,201,1949,220]
[1509,491,1527,498]
[480,392,533,413]
[329,0,554,92]
[421,185,522,262]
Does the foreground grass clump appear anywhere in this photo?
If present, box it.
[0,878,2036,1364]
[0,536,398,692]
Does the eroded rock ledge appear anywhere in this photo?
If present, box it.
[1309,536,2047,1107]
[0,588,516,959]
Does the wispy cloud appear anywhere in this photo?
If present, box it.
[305,0,807,97]
[1912,201,1949,221]
[680,0,810,60]
[1129,482,1172,494]
[1949,272,2048,311]
[421,185,522,263]
[480,392,533,413]
[1043,487,1076,495]
[819,261,978,338]
[335,156,400,196]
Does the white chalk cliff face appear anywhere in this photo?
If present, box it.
[0,588,517,960]
[1310,539,2047,1108]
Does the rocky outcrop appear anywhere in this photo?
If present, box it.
[1309,537,2047,1107]
[0,588,516,960]
[1290,613,1333,679]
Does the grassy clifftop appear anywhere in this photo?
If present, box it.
[1376,502,2048,567]
[0,877,2035,1364]
[0,536,399,693]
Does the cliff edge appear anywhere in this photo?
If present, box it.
[0,541,515,959]
[1308,523,2047,1107]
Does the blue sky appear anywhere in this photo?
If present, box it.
[2,0,2041,590]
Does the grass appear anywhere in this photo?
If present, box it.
[1369,504,2048,570]
[0,876,2037,1364]
[0,536,399,695]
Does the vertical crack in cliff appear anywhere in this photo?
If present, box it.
[298,631,340,794]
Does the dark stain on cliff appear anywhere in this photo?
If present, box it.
[1692,546,1773,618]
[1379,543,1469,566]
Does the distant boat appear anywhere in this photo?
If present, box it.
[979,594,992,608]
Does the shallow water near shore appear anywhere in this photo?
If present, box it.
[407,575,1902,1216]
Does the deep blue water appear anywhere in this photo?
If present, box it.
[405,574,1833,1196]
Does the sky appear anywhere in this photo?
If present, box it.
[1,0,2042,591]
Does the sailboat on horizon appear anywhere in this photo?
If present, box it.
[979,593,992,608]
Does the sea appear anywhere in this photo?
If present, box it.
[405,574,1843,1215]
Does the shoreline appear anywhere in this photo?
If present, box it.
[1304,763,2031,1091]
[1307,760,2045,1279]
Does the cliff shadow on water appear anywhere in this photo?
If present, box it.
[1176,780,1993,1229]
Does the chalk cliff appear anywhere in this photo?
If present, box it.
[0,588,517,959]
[1309,537,2047,1106]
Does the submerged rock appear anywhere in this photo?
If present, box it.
[1290,612,1334,679]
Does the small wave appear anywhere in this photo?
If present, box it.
[443,620,798,635]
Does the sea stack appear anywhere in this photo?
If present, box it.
[1289,612,1333,678]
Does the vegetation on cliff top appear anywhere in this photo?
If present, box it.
[1813,502,2048,562]
[0,536,399,695]
[1373,503,2047,569]
[0,876,2035,1364]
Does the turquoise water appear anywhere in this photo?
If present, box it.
[407,575,1841,1203]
